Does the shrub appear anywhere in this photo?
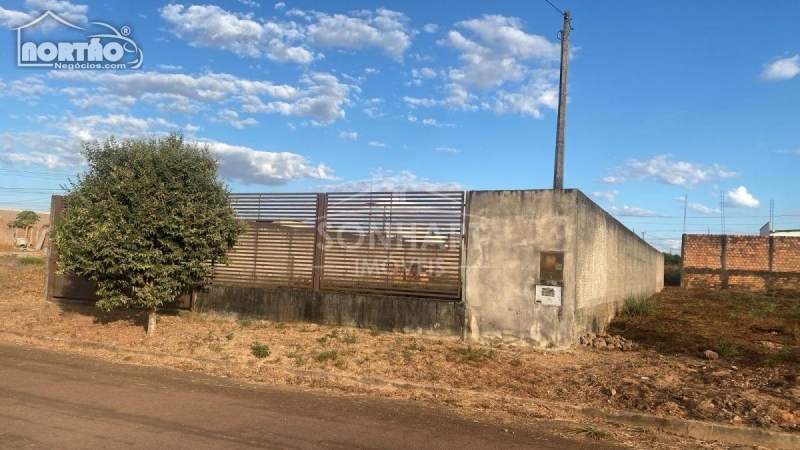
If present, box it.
[251,342,270,358]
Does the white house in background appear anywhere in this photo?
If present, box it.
[760,222,800,237]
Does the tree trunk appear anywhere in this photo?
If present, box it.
[146,308,157,336]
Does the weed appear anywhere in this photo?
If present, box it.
[453,346,495,363]
[317,330,341,345]
[286,347,303,359]
[407,339,425,352]
[11,306,20,313]
[225,332,235,341]
[209,343,223,353]
[275,322,286,330]
[369,327,382,336]
[789,305,800,320]
[792,326,800,343]
[251,342,270,359]
[623,296,655,317]
[17,256,45,266]
[510,358,523,367]
[767,347,800,367]
[317,350,339,363]
[342,332,358,345]
[334,358,347,369]
[573,426,609,441]
[239,317,253,328]
[749,302,777,318]
[716,341,739,358]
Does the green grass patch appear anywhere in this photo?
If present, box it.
[716,341,739,357]
[316,350,339,363]
[17,256,45,266]
[250,342,270,359]
[453,346,495,363]
[623,295,655,317]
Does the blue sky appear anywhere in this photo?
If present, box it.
[0,0,799,252]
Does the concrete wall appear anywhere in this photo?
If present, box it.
[463,189,579,348]
[463,189,663,349]
[682,234,800,290]
[574,191,664,338]
[195,284,464,336]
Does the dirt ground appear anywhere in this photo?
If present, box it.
[0,255,798,448]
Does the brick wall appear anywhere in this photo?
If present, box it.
[682,234,800,290]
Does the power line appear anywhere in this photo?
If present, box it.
[544,0,565,15]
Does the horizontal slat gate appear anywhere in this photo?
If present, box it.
[321,191,464,299]
[212,193,318,289]
[213,191,466,300]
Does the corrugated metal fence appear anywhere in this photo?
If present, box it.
[214,191,467,300]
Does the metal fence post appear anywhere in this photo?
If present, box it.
[312,193,327,291]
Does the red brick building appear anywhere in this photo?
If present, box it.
[681,234,800,290]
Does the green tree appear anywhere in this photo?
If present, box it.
[8,210,40,240]
[53,134,246,335]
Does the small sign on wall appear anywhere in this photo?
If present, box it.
[535,285,562,306]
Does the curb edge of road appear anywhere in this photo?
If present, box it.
[2,329,798,449]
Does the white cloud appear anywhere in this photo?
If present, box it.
[22,0,89,25]
[60,88,137,111]
[204,141,335,185]
[759,55,800,81]
[273,2,285,9]
[402,96,440,108]
[161,4,314,64]
[1,76,49,99]
[364,67,379,74]
[368,141,387,147]
[592,190,618,202]
[422,23,438,34]
[237,0,259,6]
[412,67,437,79]
[687,202,720,214]
[307,8,412,60]
[403,15,560,115]
[156,64,183,71]
[211,109,259,129]
[338,130,358,140]
[49,70,349,125]
[435,147,461,153]
[0,7,33,28]
[421,118,456,128]
[0,112,335,186]
[726,186,760,208]
[608,205,657,217]
[321,169,461,191]
[603,155,738,187]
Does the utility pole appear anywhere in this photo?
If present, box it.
[552,10,571,190]
[682,194,688,235]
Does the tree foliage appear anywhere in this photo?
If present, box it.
[8,210,39,229]
[53,134,246,313]
[663,253,681,265]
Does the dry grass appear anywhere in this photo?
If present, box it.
[0,260,798,440]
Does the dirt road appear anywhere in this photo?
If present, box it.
[0,343,621,449]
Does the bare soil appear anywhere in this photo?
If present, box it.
[1,256,798,448]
